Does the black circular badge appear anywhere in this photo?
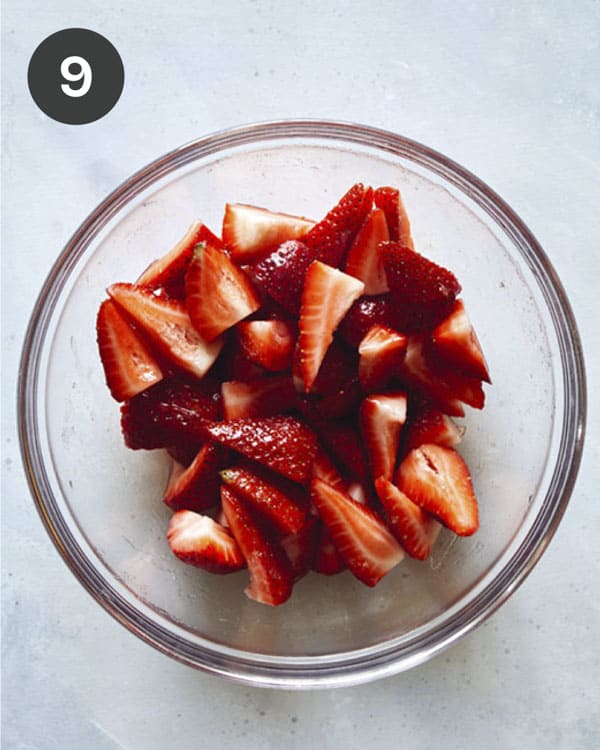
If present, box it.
[28,28,124,125]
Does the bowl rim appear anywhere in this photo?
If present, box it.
[18,119,587,689]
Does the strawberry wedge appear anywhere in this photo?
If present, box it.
[96,299,163,402]
[281,516,319,581]
[298,261,364,392]
[358,325,407,392]
[163,442,224,512]
[310,478,403,586]
[221,486,294,606]
[108,283,224,379]
[220,376,296,420]
[237,319,295,372]
[222,203,314,263]
[251,240,317,315]
[344,208,390,294]
[403,408,464,453]
[431,299,491,382]
[360,392,407,482]
[167,510,246,574]
[396,444,479,536]
[312,522,347,575]
[374,186,414,249]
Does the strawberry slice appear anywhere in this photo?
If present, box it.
[221,376,296,420]
[311,448,345,490]
[358,325,407,391]
[163,442,224,511]
[310,478,403,586]
[221,486,294,606]
[431,299,491,382]
[312,522,347,575]
[167,509,245,574]
[317,419,370,486]
[308,339,358,395]
[236,319,295,372]
[222,203,314,263]
[220,465,308,535]
[185,242,261,341]
[403,408,464,453]
[303,183,373,267]
[298,261,364,391]
[380,242,461,332]
[205,415,317,484]
[339,294,396,347]
[360,392,407,482]
[374,186,414,249]
[396,444,479,536]
[280,516,319,581]
[137,221,224,291]
[344,208,390,294]
[108,283,224,379]
[120,375,221,450]
[215,338,268,382]
[375,477,441,560]
[251,239,317,315]
[96,299,163,402]
[166,442,205,468]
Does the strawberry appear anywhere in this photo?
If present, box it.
[317,419,370,486]
[312,522,347,575]
[236,319,295,372]
[222,203,314,263]
[431,299,491,382]
[303,183,373,267]
[185,242,261,341]
[375,477,441,560]
[311,449,345,490]
[166,442,204,468]
[280,516,318,580]
[373,186,414,249]
[163,442,224,512]
[360,392,407,482]
[403,408,464,453]
[338,294,396,347]
[344,208,390,294]
[298,261,364,391]
[251,240,317,315]
[221,486,294,606]
[107,283,224,379]
[120,376,221,450]
[314,378,363,419]
[308,339,358,396]
[358,325,407,392]
[216,338,268,382]
[396,444,479,536]
[205,415,318,484]
[380,242,461,332]
[221,376,296,420]
[136,221,224,291]
[310,478,403,586]
[220,465,308,535]
[96,299,163,402]
[167,509,246,574]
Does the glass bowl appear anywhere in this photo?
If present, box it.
[18,120,586,688]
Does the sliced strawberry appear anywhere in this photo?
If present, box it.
[374,186,414,249]
[360,392,407,482]
[137,221,224,291]
[205,415,317,484]
[375,477,441,560]
[314,378,363,419]
[431,299,491,382]
[280,516,318,580]
[403,408,464,453]
[358,325,407,391]
[303,183,373,267]
[222,203,314,264]
[220,465,307,535]
[167,510,245,574]
[312,522,347,575]
[251,240,317,314]
[344,208,390,294]
[108,283,224,378]
[221,376,296,420]
[221,486,294,605]
[120,376,221,450]
[310,478,403,586]
[216,338,268,382]
[346,482,369,505]
[317,419,370,486]
[311,448,345,490]
[236,319,295,372]
[396,444,479,536]
[338,294,396,347]
[380,242,461,332]
[185,242,261,341]
[298,261,364,392]
[163,442,224,511]
[309,339,358,395]
[166,442,204,468]
[96,299,163,402]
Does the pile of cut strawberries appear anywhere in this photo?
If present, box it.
[96,183,490,606]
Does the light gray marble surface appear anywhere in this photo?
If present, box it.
[2,1,599,748]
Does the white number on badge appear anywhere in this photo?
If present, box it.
[60,56,92,97]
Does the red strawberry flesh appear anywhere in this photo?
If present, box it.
[163,442,224,512]
[167,509,246,574]
[360,392,407,482]
[237,319,295,372]
[431,299,491,382]
[344,208,390,294]
[374,186,414,249]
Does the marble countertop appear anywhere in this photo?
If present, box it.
[2,1,599,747]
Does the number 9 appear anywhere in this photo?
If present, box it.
[60,56,92,98]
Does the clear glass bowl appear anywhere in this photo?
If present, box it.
[18,121,586,688]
